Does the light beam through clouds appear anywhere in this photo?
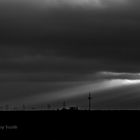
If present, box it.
[4,71,140,106]
[23,79,140,105]
[0,0,140,110]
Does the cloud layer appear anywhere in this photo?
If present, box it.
[0,0,140,109]
[0,0,130,10]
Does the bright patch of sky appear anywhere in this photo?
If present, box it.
[0,0,129,9]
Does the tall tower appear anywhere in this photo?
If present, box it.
[63,101,66,109]
[88,92,92,111]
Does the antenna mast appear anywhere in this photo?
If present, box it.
[63,101,66,109]
[88,92,92,111]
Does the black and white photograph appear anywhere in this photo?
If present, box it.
[0,0,140,135]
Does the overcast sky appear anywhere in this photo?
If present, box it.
[0,0,140,109]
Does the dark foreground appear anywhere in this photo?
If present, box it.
[0,110,139,136]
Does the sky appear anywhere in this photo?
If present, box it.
[0,0,140,109]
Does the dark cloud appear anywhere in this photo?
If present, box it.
[0,1,140,72]
[0,0,140,107]
[0,4,140,63]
